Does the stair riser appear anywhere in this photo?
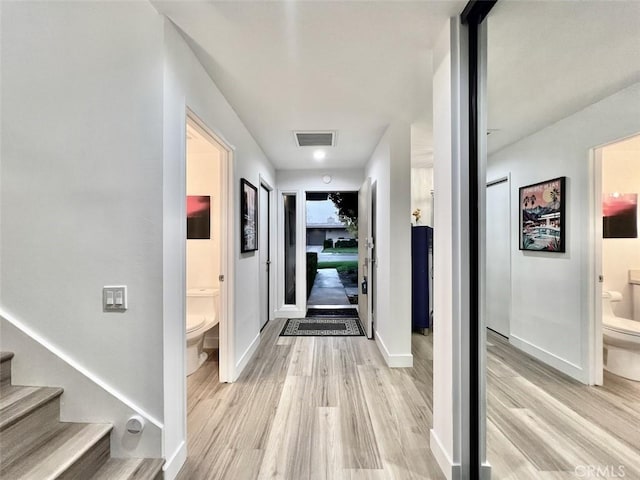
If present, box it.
[0,397,61,472]
[58,431,111,480]
[0,358,12,387]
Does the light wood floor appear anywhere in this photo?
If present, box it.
[178,320,640,479]
[179,319,444,480]
[486,331,640,480]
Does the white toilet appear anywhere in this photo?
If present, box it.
[186,287,219,376]
[602,290,640,381]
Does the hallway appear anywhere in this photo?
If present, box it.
[179,319,444,479]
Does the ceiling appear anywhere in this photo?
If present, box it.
[152,0,465,170]
[152,1,640,171]
[487,1,640,154]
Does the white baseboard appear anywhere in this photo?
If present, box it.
[234,333,260,381]
[509,334,587,383]
[375,331,413,368]
[163,440,186,480]
[274,308,305,319]
[430,429,460,480]
[481,462,492,480]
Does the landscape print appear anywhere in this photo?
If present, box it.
[603,193,638,238]
[520,177,566,252]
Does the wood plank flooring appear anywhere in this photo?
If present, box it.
[486,331,640,480]
[178,321,640,479]
[178,319,444,480]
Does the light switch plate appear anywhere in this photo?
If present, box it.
[103,285,127,312]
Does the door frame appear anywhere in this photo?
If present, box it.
[259,177,274,329]
[358,178,373,338]
[588,145,604,386]
[485,175,511,338]
[185,110,235,384]
[587,133,640,386]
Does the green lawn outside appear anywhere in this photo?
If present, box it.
[321,247,358,253]
[317,261,358,273]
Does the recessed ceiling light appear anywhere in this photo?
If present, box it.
[313,149,326,161]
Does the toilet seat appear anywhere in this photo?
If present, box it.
[603,316,640,337]
[186,315,205,334]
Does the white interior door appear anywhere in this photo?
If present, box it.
[486,178,511,337]
[358,177,373,338]
[259,184,270,329]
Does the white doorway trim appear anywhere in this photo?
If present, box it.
[185,110,236,384]
[588,146,604,386]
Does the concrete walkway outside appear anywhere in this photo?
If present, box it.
[307,268,350,305]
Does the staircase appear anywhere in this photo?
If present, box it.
[0,352,164,479]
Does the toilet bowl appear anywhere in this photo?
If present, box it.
[602,290,640,381]
[186,287,219,376]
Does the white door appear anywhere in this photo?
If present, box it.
[259,184,270,329]
[486,178,510,337]
[358,177,373,338]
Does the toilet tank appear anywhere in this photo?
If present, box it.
[186,287,219,319]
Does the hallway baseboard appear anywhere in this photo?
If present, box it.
[429,429,460,480]
[375,331,413,368]
[509,333,586,383]
[234,333,260,381]
[162,439,186,480]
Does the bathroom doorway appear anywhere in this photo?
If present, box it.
[185,113,233,384]
[593,132,640,385]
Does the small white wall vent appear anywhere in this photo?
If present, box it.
[294,131,336,147]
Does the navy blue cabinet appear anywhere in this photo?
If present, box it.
[411,226,433,331]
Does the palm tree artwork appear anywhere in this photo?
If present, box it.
[519,177,565,252]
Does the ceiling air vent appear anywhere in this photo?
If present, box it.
[294,131,336,147]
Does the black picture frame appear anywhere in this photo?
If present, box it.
[519,176,566,252]
[186,195,211,240]
[241,178,258,252]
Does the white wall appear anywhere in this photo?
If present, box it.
[277,168,364,192]
[364,124,413,368]
[0,0,164,456]
[162,18,276,477]
[412,167,434,227]
[186,140,221,291]
[602,134,640,320]
[487,82,640,383]
[430,16,474,480]
[430,18,457,479]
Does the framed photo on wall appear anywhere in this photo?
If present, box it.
[186,195,211,239]
[241,178,258,252]
[519,176,566,252]
[603,193,638,238]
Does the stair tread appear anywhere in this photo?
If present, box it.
[0,385,63,430]
[0,352,14,363]
[93,458,165,480]
[1,421,112,480]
